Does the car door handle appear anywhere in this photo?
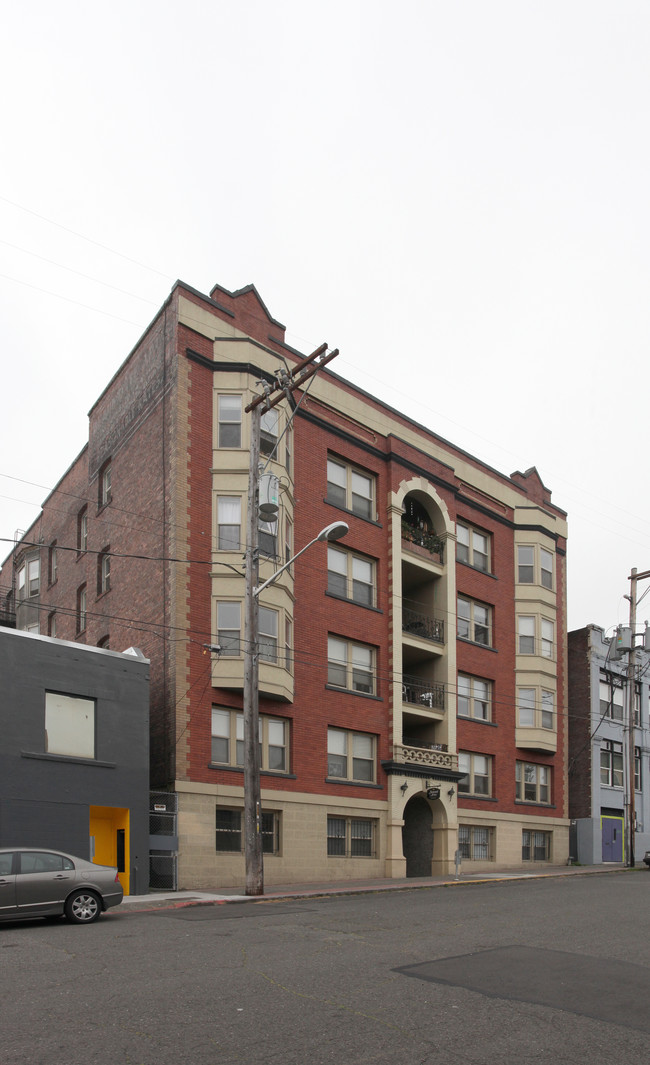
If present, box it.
[53,874,71,880]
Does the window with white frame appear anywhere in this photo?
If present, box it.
[541,619,554,658]
[457,596,491,646]
[517,688,554,730]
[518,616,535,654]
[285,617,292,671]
[457,674,491,721]
[217,496,241,551]
[599,674,624,721]
[48,542,57,585]
[326,456,375,521]
[327,728,375,782]
[327,816,375,857]
[600,740,623,788]
[522,829,551,861]
[215,807,280,853]
[77,506,88,553]
[98,547,111,595]
[260,407,279,458]
[259,517,278,559]
[217,394,242,448]
[456,522,490,572]
[217,601,240,656]
[77,585,87,634]
[458,752,492,796]
[17,564,25,600]
[516,544,554,589]
[259,606,278,663]
[211,708,288,772]
[635,747,642,791]
[516,761,551,804]
[327,636,375,695]
[458,825,493,860]
[327,546,375,607]
[45,691,95,759]
[99,461,112,507]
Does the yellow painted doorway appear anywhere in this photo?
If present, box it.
[89,807,130,895]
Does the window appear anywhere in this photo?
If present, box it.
[217,602,240,656]
[516,544,554,588]
[326,456,374,520]
[217,496,241,551]
[19,851,75,874]
[259,606,278,663]
[517,688,554,730]
[76,585,87,634]
[48,542,58,585]
[518,616,535,654]
[98,635,110,649]
[458,825,493,860]
[211,708,288,772]
[215,807,280,854]
[260,407,279,458]
[285,517,292,567]
[259,517,278,559]
[457,522,490,572]
[218,394,242,448]
[77,507,88,553]
[541,619,554,658]
[458,752,492,796]
[327,728,375,782]
[17,564,25,600]
[457,674,491,721]
[635,747,642,792]
[522,830,551,861]
[47,611,57,638]
[327,816,375,857]
[27,558,40,597]
[600,675,624,721]
[600,740,624,788]
[327,636,375,695]
[99,461,112,507]
[327,547,375,606]
[45,691,95,759]
[285,617,292,671]
[516,761,551,804]
[457,596,491,646]
[98,547,111,595]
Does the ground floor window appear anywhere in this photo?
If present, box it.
[458,825,493,860]
[522,829,551,861]
[327,816,376,858]
[215,808,281,854]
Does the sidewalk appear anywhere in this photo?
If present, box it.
[120,862,642,912]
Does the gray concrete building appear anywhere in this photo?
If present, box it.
[0,628,150,895]
[568,624,650,864]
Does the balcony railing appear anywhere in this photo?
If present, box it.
[402,675,445,711]
[402,607,444,644]
[402,736,448,753]
[395,743,456,771]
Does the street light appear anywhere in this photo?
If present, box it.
[243,518,348,895]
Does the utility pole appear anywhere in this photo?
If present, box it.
[242,343,340,895]
[626,568,637,869]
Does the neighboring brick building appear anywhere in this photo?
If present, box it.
[0,279,569,888]
[568,624,650,863]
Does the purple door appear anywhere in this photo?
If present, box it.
[601,816,623,862]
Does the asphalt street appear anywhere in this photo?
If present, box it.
[3,873,649,1065]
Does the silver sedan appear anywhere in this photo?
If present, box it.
[0,848,124,924]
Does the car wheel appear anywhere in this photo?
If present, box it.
[64,891,101,924]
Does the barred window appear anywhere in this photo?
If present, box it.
[458,825,492,860]
[522,829,551,861]
[327,816,375,857]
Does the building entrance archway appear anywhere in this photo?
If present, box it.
[402,795,434,877]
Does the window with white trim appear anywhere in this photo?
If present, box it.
[217,395,242,448]
[327,636,375,695]
[600,740,623,788]
[516,544,554,589]
[76,585,87,634]
[599,674,624,721]
[327,546,375,607]
[77,507,88,553]
[457,674,491,721]
[457,596,491,646]
[458,825,493,860]
[217,601,240,656]
[327,816,376,857]
[517,687,555,730]
[98,547,111,595]
[516,761,551,804]
[327,456,375,520]
[217,496,241,551]
[458,751,492,796]
[260,407,279,458]
[48,542,57,585]
[259,606,278,663]
[457,522,490,572]
[517,616,554,658]
[99,461,112,507]
[327,728,375,782]
[211,708,288,772]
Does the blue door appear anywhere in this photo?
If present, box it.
[601,816,623,862]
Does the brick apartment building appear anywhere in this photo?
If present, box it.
[0,279,569,888]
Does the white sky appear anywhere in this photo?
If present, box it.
[1,1,649,633]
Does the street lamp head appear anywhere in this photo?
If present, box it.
[317,521,349,543]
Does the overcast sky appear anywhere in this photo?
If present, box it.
[1,1,648,633]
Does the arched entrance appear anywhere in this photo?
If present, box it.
[402,795,433,877]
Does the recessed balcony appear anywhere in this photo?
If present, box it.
[402,606,445,645]
[402,674,445,715]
